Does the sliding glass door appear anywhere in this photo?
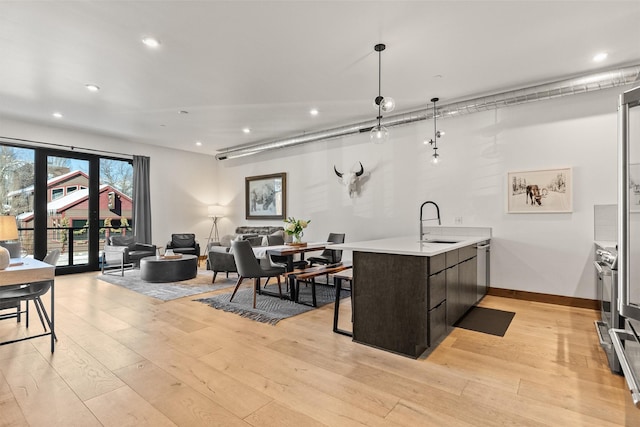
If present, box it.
[45,154,93,269]
[1,142,132,273]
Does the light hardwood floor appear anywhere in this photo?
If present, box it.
[1,272,639,426]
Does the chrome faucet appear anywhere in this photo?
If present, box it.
[420,201,441,240]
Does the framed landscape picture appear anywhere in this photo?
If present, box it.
[507,167,572,213]
[245,172,286,220]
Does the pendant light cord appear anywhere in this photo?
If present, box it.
[377,47,382,126]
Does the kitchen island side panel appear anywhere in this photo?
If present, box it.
[352,251,428,358]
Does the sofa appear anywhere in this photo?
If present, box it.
[207,226,287,282]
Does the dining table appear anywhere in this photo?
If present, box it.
[0,258,56,352]
[252,242,329,301]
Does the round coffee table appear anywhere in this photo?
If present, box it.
[140,255,198,282]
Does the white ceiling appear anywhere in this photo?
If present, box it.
[1,1,639,157]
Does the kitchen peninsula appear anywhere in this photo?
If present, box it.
[333,227,492,358]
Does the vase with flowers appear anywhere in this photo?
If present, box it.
[284,216,310,245]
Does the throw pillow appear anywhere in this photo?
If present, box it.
[219,235,233,247]
[247,236,264,247]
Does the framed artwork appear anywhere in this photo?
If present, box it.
[507,167,572,213]
[245,172,286,220]
[630,163,640,212]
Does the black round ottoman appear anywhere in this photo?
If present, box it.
[140,255,198,282]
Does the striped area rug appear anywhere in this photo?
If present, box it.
[195,282,350,325]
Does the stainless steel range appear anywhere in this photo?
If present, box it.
[595,245,621,374]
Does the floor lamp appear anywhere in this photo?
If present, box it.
[206,205,227,268]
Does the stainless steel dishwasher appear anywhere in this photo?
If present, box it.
[476,241,490,301]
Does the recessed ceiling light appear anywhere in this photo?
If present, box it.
[195,141,202,146]
[179,110,189,114]
[52,112,63,118]
[593,52,608,62]
[242,127,251,134]
[85,84,100,92]
[310,108,319,116]
[142,37,161,48]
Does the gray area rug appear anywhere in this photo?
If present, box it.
[97,269,236,301]
[195,282,350,325]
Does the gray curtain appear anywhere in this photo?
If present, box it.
[132,155,152,244]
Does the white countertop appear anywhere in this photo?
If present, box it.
[332,235,491,257]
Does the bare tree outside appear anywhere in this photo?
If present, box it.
[0,146,34,215]
[101,158,133,196]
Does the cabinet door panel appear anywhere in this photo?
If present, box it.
[459,257,477,315]
[428,300,447,346]
[429,269,446,309]
[446,264,461,326]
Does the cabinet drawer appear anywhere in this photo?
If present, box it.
[459,245,476,262]
[429,253,446,275]
[428,300,447,346]
[428,269,446,309]
[445,249,459,268]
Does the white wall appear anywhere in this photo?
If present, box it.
[217,86,623,300]
[0,117,219,247]
[2,84,623,299]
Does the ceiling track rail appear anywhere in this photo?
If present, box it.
[216,64,640,160]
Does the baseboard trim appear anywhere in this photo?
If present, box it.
[487,287,599,310]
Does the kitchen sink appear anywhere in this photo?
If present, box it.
[419,239,461,244]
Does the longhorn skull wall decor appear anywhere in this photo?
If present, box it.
[334,162,365,198]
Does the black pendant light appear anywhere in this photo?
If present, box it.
[424,97,445,164]
[370,43,394,144]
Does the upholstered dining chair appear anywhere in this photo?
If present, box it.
[308,233,345,266]
[230,240,286,308]
[307,233,345,285]
[266,234,308,270]
[0,249,60,338]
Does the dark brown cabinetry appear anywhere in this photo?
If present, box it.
[352,243,482,359]
[458,245,479,319]
[427,253,447,346]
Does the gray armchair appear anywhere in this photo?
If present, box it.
[208,245,238,283]
[102,235,156,275]
[166,233,200,256]
[207,237,264,283]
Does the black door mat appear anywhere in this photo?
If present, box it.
[455,306,515,337]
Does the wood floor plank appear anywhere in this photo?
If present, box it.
[199,342,395,426]
[0,370,27,427]
[84,385,178,427]
[200,338,399,419]
[29,332,125,402]
[242,400,328,427]
[1,351,102,426]
[518,377,640,425]
[110,325,273,419]
[384,399,475,427]
[461,379,623,427]
[113,360,250,427]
